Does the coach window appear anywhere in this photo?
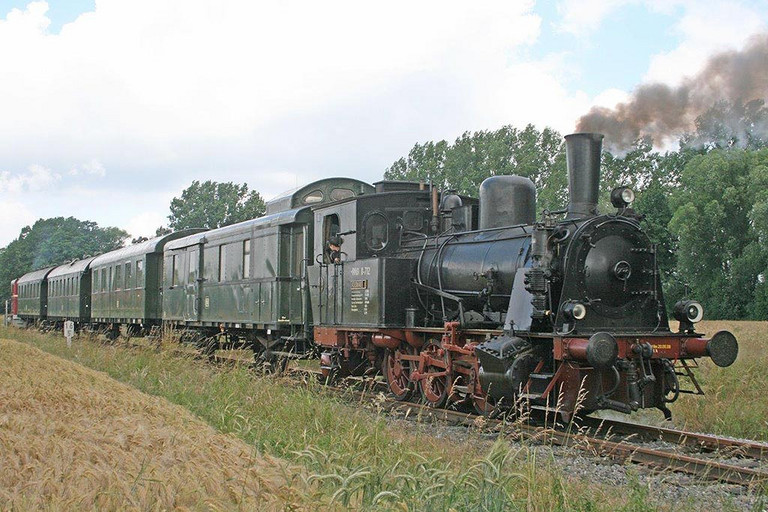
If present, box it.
[303,190,324,205]
[171,255,179,287]
[188,251,196,283]
[101,268,107,292]
[243,240,251,279]
[115,264,123,290]
[364,212,388,252]
[125,262,132,289]
[203,247,217,282]
[331,188,355,201]
[136,260,144,285]
[218,245,227,282]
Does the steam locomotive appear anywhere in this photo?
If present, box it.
[10,132,738,420]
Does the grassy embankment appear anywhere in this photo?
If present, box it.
[2,323,764,510]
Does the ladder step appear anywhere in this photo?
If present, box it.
[519,392,543,400]
[529,372,554,380]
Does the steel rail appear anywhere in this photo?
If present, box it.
[577,416,768,461]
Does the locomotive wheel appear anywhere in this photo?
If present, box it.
[419,342,450,408]
[384,345,415,401]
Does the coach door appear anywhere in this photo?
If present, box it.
[184,246,202,322]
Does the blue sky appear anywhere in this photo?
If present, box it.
[530,2,682,95]
[0,0,766,245]
[0,0,92,32]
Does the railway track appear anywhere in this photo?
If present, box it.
[324,379,768,487]
[108,335,768,487]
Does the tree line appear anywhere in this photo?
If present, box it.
[1,101,765,318]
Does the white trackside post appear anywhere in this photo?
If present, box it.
[64,320,75,348]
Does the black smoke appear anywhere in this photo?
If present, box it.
[577,33,768,152]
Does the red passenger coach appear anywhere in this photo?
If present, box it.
[11,279,18,315]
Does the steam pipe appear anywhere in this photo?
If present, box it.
[565,133,603,219]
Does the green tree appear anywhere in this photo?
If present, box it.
[0,217,128,304]
[668,148,768,318]
[168,180,266,230]
[384,124,567,212]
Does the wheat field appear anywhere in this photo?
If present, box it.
[0,338,316,511]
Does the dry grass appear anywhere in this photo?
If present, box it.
[0,338,316,511]
[670,320,768,440]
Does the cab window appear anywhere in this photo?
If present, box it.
[364,212,388,251]
[323,214,340,263]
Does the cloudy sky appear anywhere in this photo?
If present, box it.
[0,0,766,246]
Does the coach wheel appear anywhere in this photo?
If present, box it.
[384,345,415,401]
[419,341,450,408]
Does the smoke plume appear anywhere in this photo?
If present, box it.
[577,33,768,152]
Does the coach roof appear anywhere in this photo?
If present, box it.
[48,257,97,278]
[91,229,205,267]
[17,266,57,284]
[165,208,310,251]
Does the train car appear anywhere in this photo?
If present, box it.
[15,266,56,324]
[162,177,374,354]
[47,257,97,326]
[90,230,203,336]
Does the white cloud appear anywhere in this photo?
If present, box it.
[0,0,564,247]
[2,0,763,249]
[592,88,630,109]
[68,159,106,177]
[124,211,167,240]
[555,0,636,37]
[0,164,60,193]
[643,1,767,85]
[0,199,35,244]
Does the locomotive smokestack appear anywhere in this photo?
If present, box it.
[565,132,603,219]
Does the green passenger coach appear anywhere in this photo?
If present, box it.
[16,266,56,322]
[89,230,203,333]
[162,177,374,353]
[47,257,97,324]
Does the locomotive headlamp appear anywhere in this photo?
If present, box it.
[610,186,635,208]
[562,302,587,321]
[674,300,704,323]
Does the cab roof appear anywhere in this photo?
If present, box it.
[265,177,374,215]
